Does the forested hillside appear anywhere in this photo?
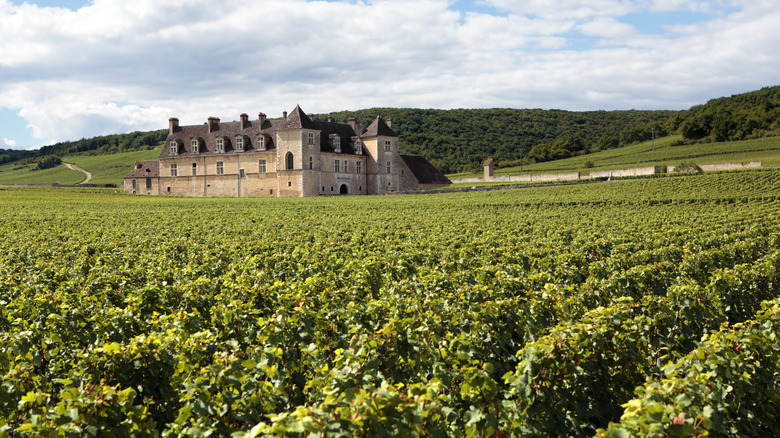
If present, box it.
[672,85,780,143]
[322,108,674,173]
[0,130,166,167]
[4,86,778,174]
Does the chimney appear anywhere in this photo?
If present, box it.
[258,112,266,128]
[135,161,142,169]
[327,115,332,123]
[386,118,392,129]
[240,113,249,129]
[207,117,220,133]
[347,117,356,132]
[307,113,314,119]
[168,118,179,135]
[283,111,288,120]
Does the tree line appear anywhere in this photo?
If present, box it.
[3,85,778,174]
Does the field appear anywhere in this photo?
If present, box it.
[0,148,161,186]
[447,135,780,180]
[1,170,780,437]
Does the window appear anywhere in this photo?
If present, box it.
[132,179,137,189]
[354,139,362,154]
[235,136,244,151]
[386,161,391,173]
[146,178,152,189]
[191,139,199,154]
[356,161,362,174]
[333,137,341,153]
[308,132,315,145]
[309,156,313,170]
[344,161,348,173]
[257,135,266,151]
[192,163,197,176]
[286,152,294,170]
[216,161,224,175]
[216,137,225,153]
[258,159,266,173]
[334,160,340,172]
[170,164,178,177]
[239,168,245,178]
[385,140,391,152]
[170,141,178,155]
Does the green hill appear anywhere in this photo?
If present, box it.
[2,85,778,184]
[0,148,161,186]
[465,135,780,180]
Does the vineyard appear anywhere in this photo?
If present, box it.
[1,169,780,437]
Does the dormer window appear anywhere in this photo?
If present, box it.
[191,139,199,154]
[235,135,244,151]
[216,137,225,153]
[257,135,266,151]
[169,141,178,155]
[354,139,362,155]
[333,137,341,153]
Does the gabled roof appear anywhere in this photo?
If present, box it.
[401,155,451,185]
[159,117,281,159]
[125,160,159,178]
[312,120,362,154]
[362,116,397,138]
[278,105,319,130]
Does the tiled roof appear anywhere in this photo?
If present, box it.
[160,106,366,158]
[362,116,397,138]
[125,160,159,178]
[312,119,362,154]
[401,155,451,185]
[159,116,282,159]
[278,105,318,130]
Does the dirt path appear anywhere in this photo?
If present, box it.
[64,163,92,184]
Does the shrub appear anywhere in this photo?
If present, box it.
[673,162,703,174]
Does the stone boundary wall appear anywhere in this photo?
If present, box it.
[589,166,661,179]
[452,161,764,185]
[533,172,580,181]
[668,161,762,172]
[452,172,580,184]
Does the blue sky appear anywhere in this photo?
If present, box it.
[1,0,778,150]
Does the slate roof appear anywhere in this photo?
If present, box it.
[362,116,397,138]
[159,116,282,159]
[125,160,159,178]
[160,106,368,158]
[401,155,451,185]
[277,105,319,130]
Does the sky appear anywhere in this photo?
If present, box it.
[1,0,778,150]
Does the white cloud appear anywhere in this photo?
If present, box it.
[0,0,778,149]
[2,137,16,147]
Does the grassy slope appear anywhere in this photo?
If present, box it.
[0,161,85,185]
[64,148,161,185]
[448,135,780,179]
[0,148,161,185]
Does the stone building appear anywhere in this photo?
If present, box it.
[124,105,449,197]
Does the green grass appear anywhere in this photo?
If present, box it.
[63,148,161,185]
[448,135,780,179]
[0,148,161,186]
[0,161,85,185]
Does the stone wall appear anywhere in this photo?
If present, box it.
[588,166,661,178]
[452,161,764,185]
